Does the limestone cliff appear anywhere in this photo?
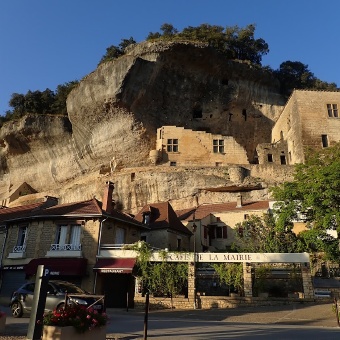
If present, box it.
[0,41,292,213]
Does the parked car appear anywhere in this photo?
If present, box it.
[10,280,105,318]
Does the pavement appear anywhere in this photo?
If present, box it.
[0,300,339,339]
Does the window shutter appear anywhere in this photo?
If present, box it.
[223,226,227,239]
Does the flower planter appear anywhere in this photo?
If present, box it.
[42,325,106,340]
[0,316,6,332]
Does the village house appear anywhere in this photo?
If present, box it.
[0,181,147,308]
[177,195,272,252]
[133,201,192,251]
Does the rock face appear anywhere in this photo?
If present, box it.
[0,41,291,213]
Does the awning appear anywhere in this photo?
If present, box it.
[93,258,136,274]
[25,258,87,276]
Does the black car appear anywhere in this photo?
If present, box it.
[10,280,104,317]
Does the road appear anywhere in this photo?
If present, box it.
[1,302,340,339]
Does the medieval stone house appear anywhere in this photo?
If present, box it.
[150,90,340,167]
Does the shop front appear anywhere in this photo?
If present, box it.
[93,258,136,308]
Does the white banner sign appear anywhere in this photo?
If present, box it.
[151,252,309,263]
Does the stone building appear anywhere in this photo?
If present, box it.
[150,126,248,166]
[150,90,340,168]
[177,195,271,252]
[260,89,340,165]
[134,201,192,251]
[0,182,146,307]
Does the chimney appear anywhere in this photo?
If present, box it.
[102,181,114,214]
[236,194,243,208]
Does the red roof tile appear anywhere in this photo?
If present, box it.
[178,200,271,221]
[0,197,143,228]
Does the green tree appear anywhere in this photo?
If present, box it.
[272,143,340,230]
[232,214,300,253]
[98,37,136,66]
[212,263,243,295]
[147,23,269,65]
[52,81,78,115]
[275,61,338,97]
[130,242,188,300]
[271,143,340,259]
[8,93,26,118]
[159,23,178,37]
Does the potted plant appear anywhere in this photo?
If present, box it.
[42,304,107,340]
[0,310,6,332]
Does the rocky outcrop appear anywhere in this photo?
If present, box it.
[0,41,290,212]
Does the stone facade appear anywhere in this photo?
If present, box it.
[271,90,340,164]
[153,126,248,166]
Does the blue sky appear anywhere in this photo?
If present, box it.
[1,1,339,116]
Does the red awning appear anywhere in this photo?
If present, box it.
[25,258,87,276]
[93,258,136,274]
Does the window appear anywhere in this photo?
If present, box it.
[209,225,227,239]
[327,104,339,118]
[322,134,329,147]
[177,238,182,251]
[115,227,126,244]
[213,139,224,153]
[244,214,249,220]
[167,139,178,152]
[170,161,177,166]
[280,155,287,165]
[143,213,150,224]
[52,224,81,251]
[13,225,27,252]
[69,225,81,246]
[216,226,223,238]
[267,154,273,162]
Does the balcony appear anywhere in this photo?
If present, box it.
[46,244,82,257]
[98,244,137,258]
[8,245,26,259]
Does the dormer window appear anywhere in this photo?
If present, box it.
[143,212,150,224]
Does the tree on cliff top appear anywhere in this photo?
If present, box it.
[147,23,269,65]
[4,80,78,122]
[275,61,337,97]
[97,37,136,66]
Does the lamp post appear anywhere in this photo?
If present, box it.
[192,223,197,309]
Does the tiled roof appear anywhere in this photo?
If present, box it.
[38,199,102,217]
[0,197,143,228]
[0,201,48,223]
[135,202,192,235]
[178,200,271,221]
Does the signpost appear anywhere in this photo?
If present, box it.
[26,265,50,340]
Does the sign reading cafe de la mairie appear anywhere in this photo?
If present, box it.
[151,252,310,264]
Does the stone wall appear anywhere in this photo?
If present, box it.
[134,295,317,310]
